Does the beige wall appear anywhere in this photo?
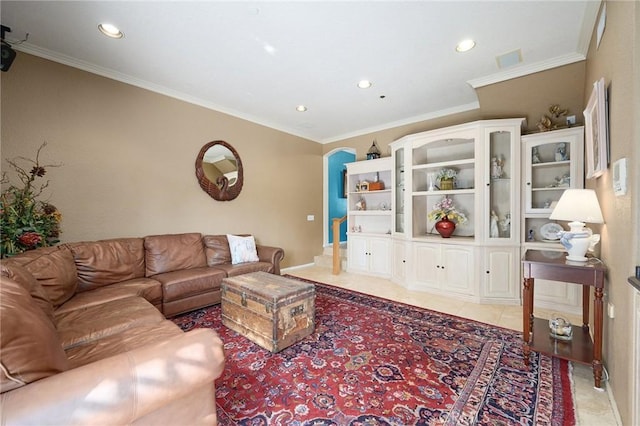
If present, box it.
[0,54,323,268]
[583,2,638,424]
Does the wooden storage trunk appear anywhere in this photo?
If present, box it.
[221,272,315,352]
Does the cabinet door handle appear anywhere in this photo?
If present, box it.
[486,270,490,274]
[526,182,531,186]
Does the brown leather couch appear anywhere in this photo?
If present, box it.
[0,232,284,425]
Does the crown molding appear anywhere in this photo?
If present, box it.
[577,0,602,56]
[319,101,480,144]
[467,52,586,89]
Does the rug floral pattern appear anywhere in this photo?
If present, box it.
[172,279,575,425]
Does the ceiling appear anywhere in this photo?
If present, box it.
[1,1,600,143]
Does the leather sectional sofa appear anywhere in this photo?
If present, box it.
[0,232,284,425]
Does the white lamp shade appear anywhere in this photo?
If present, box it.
[549,189,604,224]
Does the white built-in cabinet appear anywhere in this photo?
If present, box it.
[520,127,585,314]
[389,119,524,303]
[348,235,391,276]
[413,242,476,296]
[345,121,585,309]
[346,157,392,277]
[391,239,408,283]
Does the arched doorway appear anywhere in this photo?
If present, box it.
[324,148,356,246]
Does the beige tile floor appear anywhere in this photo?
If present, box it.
[286,265,620,426]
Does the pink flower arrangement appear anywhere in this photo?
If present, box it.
[428,196,467,224]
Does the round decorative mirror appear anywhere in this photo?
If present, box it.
[195,140,243,201]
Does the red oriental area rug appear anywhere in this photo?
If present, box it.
[172,277,576,425]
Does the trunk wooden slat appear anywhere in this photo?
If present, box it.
[221,272,315,352]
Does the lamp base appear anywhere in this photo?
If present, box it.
[559,230,597,263]
[566,254,589,262]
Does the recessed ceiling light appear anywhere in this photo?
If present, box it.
[357,80,372,89]
[98,23,124,39]
[296,105,307,112]
[455,39,475,52]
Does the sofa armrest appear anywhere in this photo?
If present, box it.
[256,245,285,275]
[0,329,225,426]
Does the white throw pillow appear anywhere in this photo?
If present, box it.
[226,234,260,265]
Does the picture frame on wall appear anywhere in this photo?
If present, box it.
[341,169,347,198]
[584,77,609,179]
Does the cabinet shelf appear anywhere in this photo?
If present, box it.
[348,210,392,216]
[531,187,569,192]
[413,189,475,196]
[413,235,475,243]
[349,190,392,196]
[413,158,475,170]
[347,232,391,237]
[531,160,570,168]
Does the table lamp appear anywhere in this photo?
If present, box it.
[549,189,604,262]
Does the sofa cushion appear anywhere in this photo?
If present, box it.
[3,246,78,308]
[1,262,55,322]
[144,233,207,276]
[203,234,232,266]
[211,261,273,277]
[54,278,163,315]
[55,297,165,350]
[69,238,146,292]
[153,267,226,303]
[0,276,69,393]
[226,234,259,265]
[65,321,182,368]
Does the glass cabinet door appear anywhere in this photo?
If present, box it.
[393,146,405,234]
[486,128,516,243]
[524,139,573,214]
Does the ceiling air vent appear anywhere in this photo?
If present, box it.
[496,49,522,69]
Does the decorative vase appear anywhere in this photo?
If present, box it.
[435,216,456,238]
[439,178,454,190]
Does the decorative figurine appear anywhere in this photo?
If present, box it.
[558,173,571,187]
[532,147,542,164]
[549,104,568,118]
[366,140,381,160]
[490,210,500,238]
[500,213,511,234]
[536,115,554,132]
[555,143,568,161]
[491,156,504,179]
[355,197,366,211]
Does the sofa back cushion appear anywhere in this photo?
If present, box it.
[203,235,232,266]
[144,233,207,276]
[0,263,55,322]
[3,246,78,308]
[0,275,69,393]
[69,238,146,292]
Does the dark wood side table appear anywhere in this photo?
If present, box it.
[522,249,607,388]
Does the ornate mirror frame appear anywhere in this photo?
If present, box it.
[195,140,244,201]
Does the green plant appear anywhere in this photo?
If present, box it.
[1,143,62,258]
[428,196,467,224]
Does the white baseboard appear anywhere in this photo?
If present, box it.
[281,263,315,273]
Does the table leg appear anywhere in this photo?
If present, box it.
[593,287,604,388]
[523,277,534,366]
[582,286,590,330]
